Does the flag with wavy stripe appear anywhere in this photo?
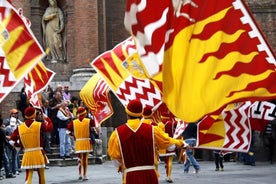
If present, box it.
[91,37,162,110]
[80,74,113,127]
[125,0,276,122]
[0,0,44,103]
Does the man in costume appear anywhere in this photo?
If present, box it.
[158,111,179,183]
[108,100,187,184]
[142,106,158,126]
[9,107,53,184]
[142,106,160,177]
[67,106,96,181]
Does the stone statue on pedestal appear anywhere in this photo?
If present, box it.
[42,0,66,63]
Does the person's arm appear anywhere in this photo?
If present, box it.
[43,116,53,132]
[66,120,74,136]
[108,130,124,172]
[57,109,70,121]
[154,126,188,150]
[8,128,22,150]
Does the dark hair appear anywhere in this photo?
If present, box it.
[0,118,3,126]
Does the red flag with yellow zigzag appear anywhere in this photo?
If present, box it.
[125,0,276,122]
[0,0,44,103]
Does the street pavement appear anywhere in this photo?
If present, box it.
[1,161,275,184]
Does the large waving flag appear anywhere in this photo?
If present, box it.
[80,73,113,127]
[91,37,162,110]
[125,0,276,122]
[0,0,45,103]
[24,61,55,108]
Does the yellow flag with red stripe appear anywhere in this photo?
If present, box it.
[0,1,44,102]
[124,0,276,122]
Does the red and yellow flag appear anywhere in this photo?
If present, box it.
[80,74,113,127]
[125,0,276,122]
[0,0,44,102]
[24,61,55,108]
[91,37,163,110]
[197,102,251,152]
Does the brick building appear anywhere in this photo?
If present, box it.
[0,0,276,161]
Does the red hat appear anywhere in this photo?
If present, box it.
[10,108,18,114]
[77,106,87,116]
[126,100,143,117]
[143,106,153,118]
[24,107,36,119]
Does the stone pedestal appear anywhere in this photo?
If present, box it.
[69,68,96,91]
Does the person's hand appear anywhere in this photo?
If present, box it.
[183,141,190,149]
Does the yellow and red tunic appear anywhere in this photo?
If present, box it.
[73,118,93,153]
[108,119,183,184]
[158,119,178,157]
[18,121,48,169]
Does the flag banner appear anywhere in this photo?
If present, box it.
[173,118,187,139]
[0,0,45,103]
[197,102,252,152]
[28,93,43,109]
[24,61,55,108]
[125,0,276,122]
[80,74,113,127]
[197,100,275,151]
[91,37,163,110]
[249,101,276,131]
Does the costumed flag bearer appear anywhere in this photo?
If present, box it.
[108,100,189,184]
[9,107,53,184]
[67,106,96,181]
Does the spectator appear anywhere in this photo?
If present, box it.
[0,117,6,180]
[18,87,29,120]
[42,99,52,153]
[214,150,224,171]
[243,130,256,166]
[49,91,63,146]
[263,121,275,164]
[4,109,22,127]
[182,122,200,174]
[62,85,71,101]
[5,117,20,175]
[57,101,73,159]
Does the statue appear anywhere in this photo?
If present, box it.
[42,0,66,63]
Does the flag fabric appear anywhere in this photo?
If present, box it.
[0,0,45,103]
[125,0,276,122]
[80,73,113,127]
[24,61,55,108]
[91,37,163,110]
[28,93,43,109]
[197,100,276,152]
[249,101,276,131]
[197,102,252,152]
[173,118,187,139]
